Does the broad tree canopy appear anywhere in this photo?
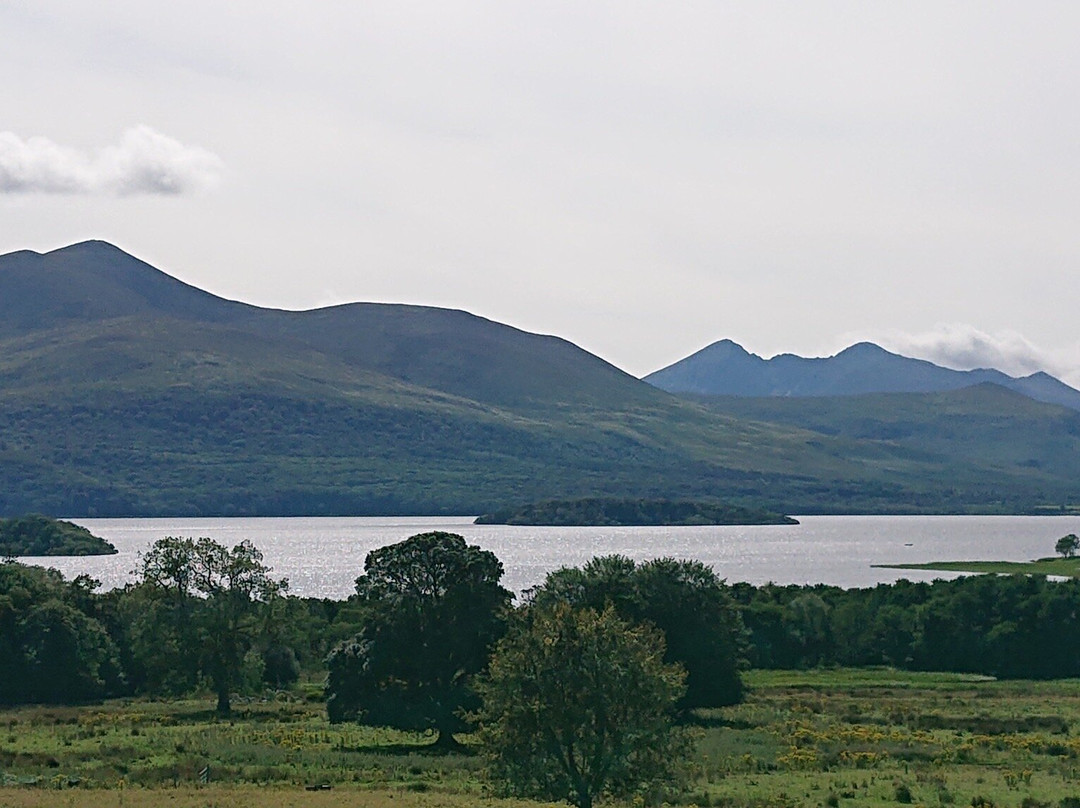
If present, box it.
[326,531,511,746]
[134,536,286,714]
[530,554,746,707]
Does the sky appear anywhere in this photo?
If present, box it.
[3,2,1080,384]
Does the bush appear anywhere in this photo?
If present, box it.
[476,603,690,808]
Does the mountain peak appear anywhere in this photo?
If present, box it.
[701,339,753,358]
[644,339,768,396]
[836,341,890,358]
[51,239,124,253]
[645,339,1080,411]
[0,240,252,338]
[34,239,140,265]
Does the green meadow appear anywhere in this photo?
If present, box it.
[4,669,1080,807]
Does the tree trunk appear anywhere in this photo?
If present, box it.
[432,726,464,752]
[216,688,231,716]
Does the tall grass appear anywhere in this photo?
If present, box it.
[5,672,1080,806]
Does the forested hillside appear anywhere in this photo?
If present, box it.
[3,241,1080,515]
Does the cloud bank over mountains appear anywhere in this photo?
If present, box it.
[0,126,222,196]
[875,325,1080,388]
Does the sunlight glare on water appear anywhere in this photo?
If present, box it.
[19,515,1080,599]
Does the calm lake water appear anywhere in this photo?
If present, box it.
[20,515,1080,599]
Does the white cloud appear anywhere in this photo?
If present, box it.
[875,325,1080,388]
[0,132,91,193]
[0,126,222,195]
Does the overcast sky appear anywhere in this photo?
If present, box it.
[3,2,1080,383]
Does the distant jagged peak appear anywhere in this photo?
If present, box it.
[698,338,757,359]
[834,341,893,358]
[1023,370,1059,382]
[696,340,900,365]
[645,336,1080,412]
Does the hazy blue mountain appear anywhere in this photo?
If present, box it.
[645,339,1080,411]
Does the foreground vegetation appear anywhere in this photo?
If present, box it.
[11,532,1080,805]
[4,669,1080,806]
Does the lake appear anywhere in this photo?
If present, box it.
[18,514,1080,599]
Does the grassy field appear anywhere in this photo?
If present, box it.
[4,670,1080,807]
[873,558,1080,578]
[0,786,543,807]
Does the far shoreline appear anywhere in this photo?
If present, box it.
[873,557,1080,578]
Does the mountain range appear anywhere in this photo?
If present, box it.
[645,339,1080,411]
[2,240,1080,517]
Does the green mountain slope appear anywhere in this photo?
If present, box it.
[688,385,1080,508]
[2,241,1079,516]
[0,318,836,516]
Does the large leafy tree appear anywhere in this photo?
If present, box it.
[530,555,746,707]
[476,603,690,808]
[0,562,123,704]
[133,536,286,714]
[325,531,511,747]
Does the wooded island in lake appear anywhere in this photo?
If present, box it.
[0,514,116,557]
[475,498,798,526]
